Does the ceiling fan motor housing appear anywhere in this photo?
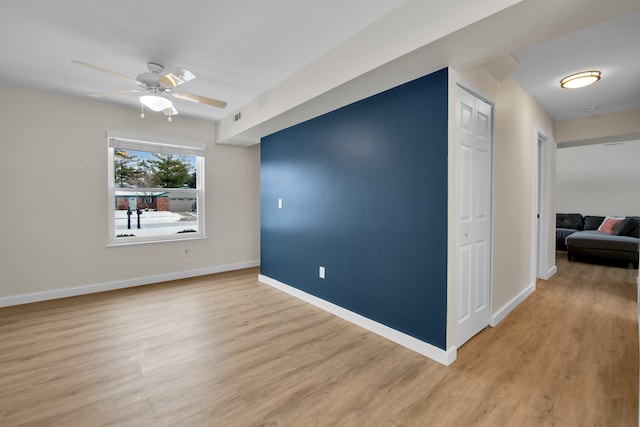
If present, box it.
[136,63,168,91]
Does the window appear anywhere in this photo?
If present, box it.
[107,131,206,246]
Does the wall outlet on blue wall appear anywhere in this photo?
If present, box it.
[278,198,283,209]
[319,266,326,279]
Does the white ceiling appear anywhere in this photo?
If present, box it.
[1,1,639,126]
[0,0,406,122]
[511,11,640,122]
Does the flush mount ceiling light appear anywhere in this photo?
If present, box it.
[560,70,601,89]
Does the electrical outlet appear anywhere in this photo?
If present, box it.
[278,198,283,209]
[319,266,325,279]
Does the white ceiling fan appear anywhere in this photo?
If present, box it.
[72,60,227,120]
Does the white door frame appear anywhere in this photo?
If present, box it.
[455,82,495,346]
[533,128,554,281]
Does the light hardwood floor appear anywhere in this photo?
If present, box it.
[0,255,637,426]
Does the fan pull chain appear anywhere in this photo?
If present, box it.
[140,104,145,119]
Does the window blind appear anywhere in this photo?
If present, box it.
[106,131,206,157]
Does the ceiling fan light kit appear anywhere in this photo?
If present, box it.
[73,60,227,121]
[140,95,176,122]
[560,70,601,89]
[140,95,174,112]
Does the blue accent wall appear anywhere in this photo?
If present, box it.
[260,68,448,349]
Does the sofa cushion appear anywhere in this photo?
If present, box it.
[614,217,640,237]
[557,228,578,240]
[566,230,639,253]
[584,215,606,230]
[556,213,584,230]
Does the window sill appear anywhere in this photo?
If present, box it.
[107,233,207,247]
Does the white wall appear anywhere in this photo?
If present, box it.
[0,86,260,304]
[492,76,555,313]
[555,109,640,145]
[556,141,640,216]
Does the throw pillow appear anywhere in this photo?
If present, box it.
[628,222,640,238]
[613,217,639,236]
[598,216,624,234]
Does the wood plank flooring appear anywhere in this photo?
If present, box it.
[0,256,637,426]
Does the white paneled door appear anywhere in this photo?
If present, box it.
[456,85,493,347]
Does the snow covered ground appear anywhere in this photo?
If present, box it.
[114,210,197,237]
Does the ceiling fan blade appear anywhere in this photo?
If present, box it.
[158,68,196,88]
[172,90,227,109]
[72,60,137,83]
[87,89,141,97]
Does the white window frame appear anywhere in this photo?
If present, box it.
[106,131,206,246]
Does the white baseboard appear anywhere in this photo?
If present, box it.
[259,274,457,366]
[0,260,260,308]
[490,281,536,327]
[537,265,557,280]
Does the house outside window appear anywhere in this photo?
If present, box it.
[107,131,206,246]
